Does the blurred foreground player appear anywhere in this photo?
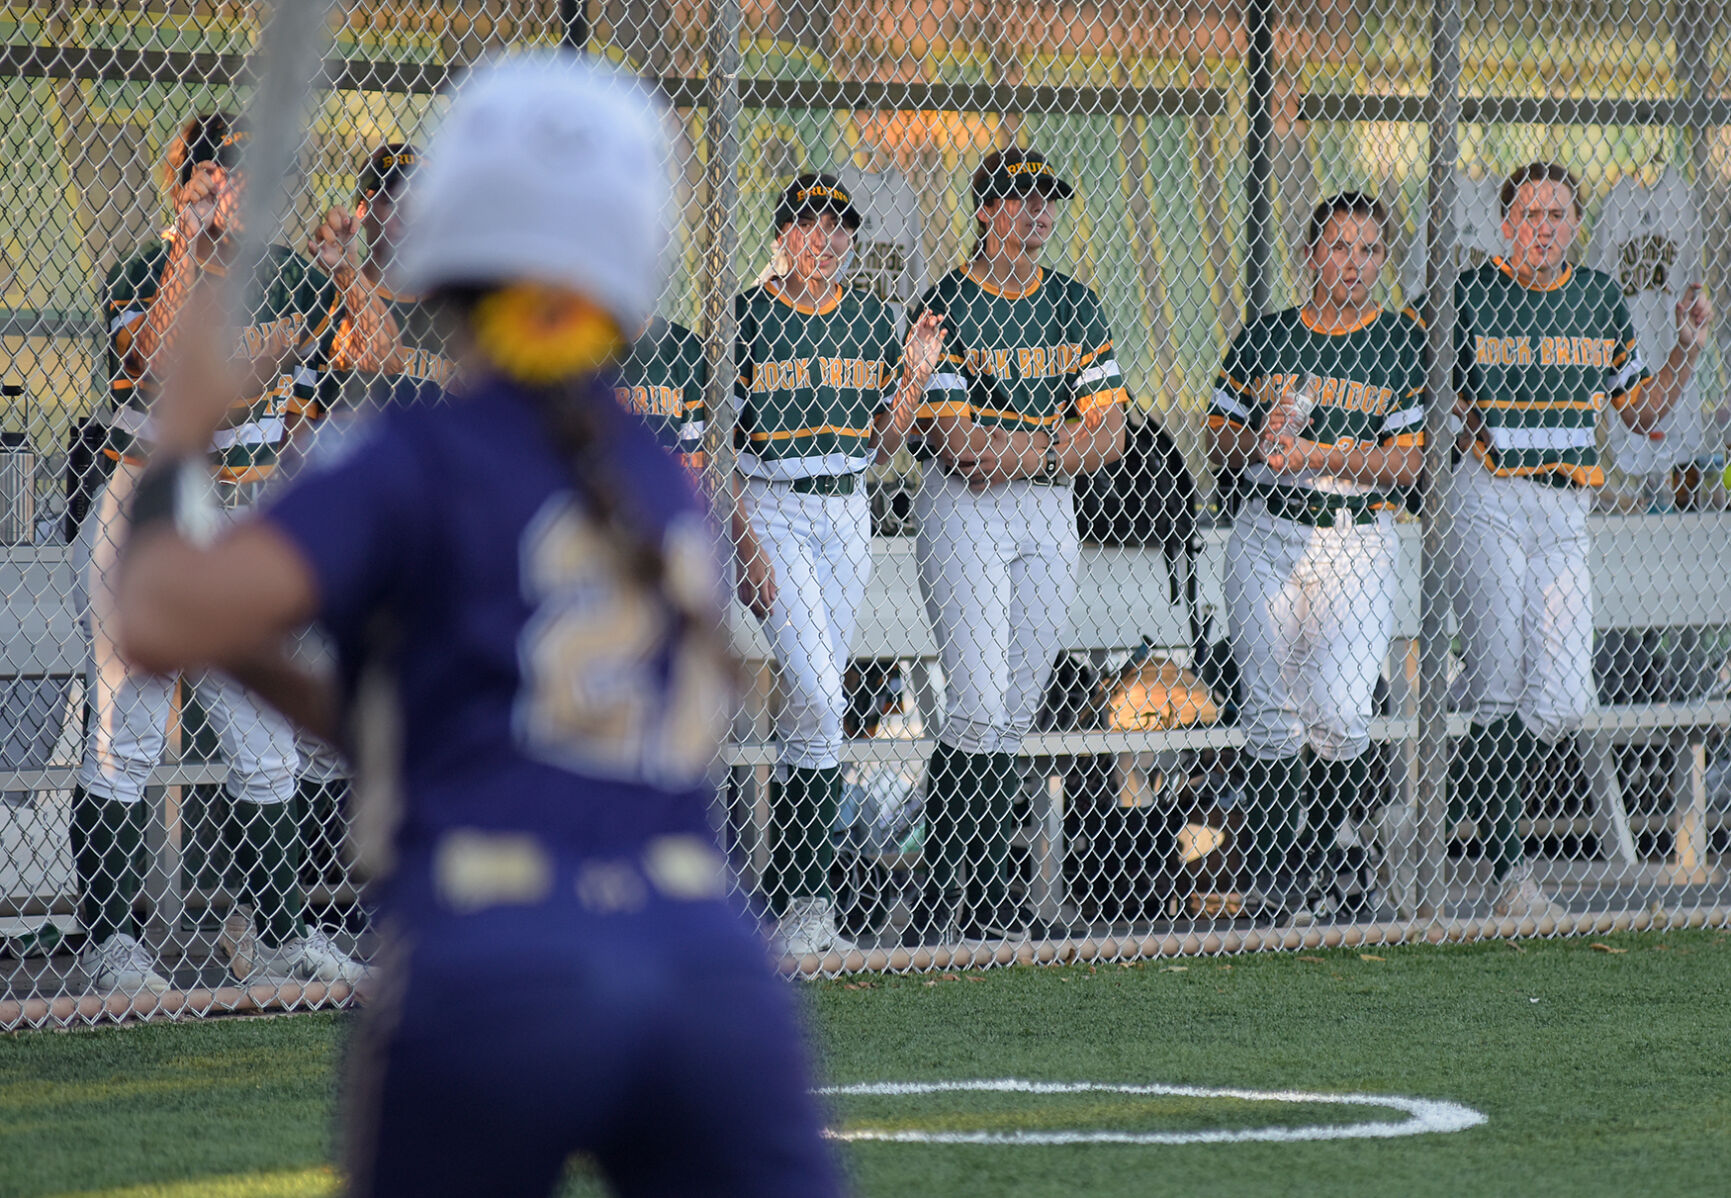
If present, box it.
[111,56,841,1198]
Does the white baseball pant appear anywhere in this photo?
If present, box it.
[914,470,1078,755]
[1225,501,1398,762]
[1444,454,1595,741]
[743,477,872,770]
[73,463,300,807]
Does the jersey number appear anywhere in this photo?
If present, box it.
[513,497,726,789]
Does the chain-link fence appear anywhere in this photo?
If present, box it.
[3,0,1731,1026]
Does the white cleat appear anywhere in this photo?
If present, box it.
[216,904,258,982]
[1491,864,1568,920]
[248,928,367,986]
[81,933,172,996]
[778,897,856,958]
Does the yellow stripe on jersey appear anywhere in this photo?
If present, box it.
[1075,341,1113,368]
[1075,386,1128,415]
[969,406,1064,427]
[746,423,873,442]
[1470,441,1604,487]
[914,399,971,420]
[1610,380,1644,410]
[1390,432,1423,448]
[1206,412,1244,430]
[1475,397,1600,410]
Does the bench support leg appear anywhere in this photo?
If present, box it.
[1585,730,1640,868]
[1660,740,1721,886]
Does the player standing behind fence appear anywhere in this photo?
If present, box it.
[73,113,375,993]
[1208,193,1425,924]
[111,56,841,1197]
[903,148,1127,945]
[308,142,453,416]
[287,143,443,899]
[1448,162,1710,918]
[734,173,944,958]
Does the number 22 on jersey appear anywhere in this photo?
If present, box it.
[513,497,729,791]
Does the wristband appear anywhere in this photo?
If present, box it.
[1037,445,1065,483]
[125,457,220,554]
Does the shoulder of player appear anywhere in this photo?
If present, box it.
[916,265,971,308]
[663,318,707,360]
[1040,267,1096,299]
[1234,305,1306,346]
[104,239,172,302]
[1566,263,1623,301]
[1391,305,1427,334]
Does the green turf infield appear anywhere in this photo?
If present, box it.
[2,929,1728,1197]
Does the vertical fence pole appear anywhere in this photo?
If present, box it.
[701,0,748,864]
[1415,0,1463,918]
[1242,0,1275,321]
[701,0,741,530]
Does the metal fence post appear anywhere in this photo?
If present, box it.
[1415,0,1463,919]
[1242,0,1275,322]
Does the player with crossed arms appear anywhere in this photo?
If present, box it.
[1448,162,1710,918]
[905,147,1126,944]
[1209,192,1425,924]
[110,55,839,1196]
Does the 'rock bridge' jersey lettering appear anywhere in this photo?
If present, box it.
[911,266,1127,431]
[103,238,335,482]
[1210,306,1426,507]
[307,286,454,416]
[733,281,901,479]
[260,376,731,911]
[1453,257,1648,487]
[615,316,708,467]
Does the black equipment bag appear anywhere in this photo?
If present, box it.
[1073,407,1213,682]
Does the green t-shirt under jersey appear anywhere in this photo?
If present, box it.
[733,281,901,480]
[615,316,708,460]
[103,238,335,482]
[911,266,1127,430]
[1453,257,1647,487]
[1210,305,1426,508]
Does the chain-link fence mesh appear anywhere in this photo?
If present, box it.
[3,0,1731,1025]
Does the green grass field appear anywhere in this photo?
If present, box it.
[3,929,1728,1197]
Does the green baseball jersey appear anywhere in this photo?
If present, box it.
[310,285,454,414]
[911,266,1127,430]
[1211,306,1426,504]
[1453,258,1647,487]
[615,316,707,460]
[103,237,336,482]
[733,281,901,479]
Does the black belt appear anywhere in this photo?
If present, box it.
[789,473,858,496]
[1257,485,1379,528]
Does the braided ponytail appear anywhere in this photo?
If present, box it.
[439,286,736,678]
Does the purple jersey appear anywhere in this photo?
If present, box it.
[262,374,730,910]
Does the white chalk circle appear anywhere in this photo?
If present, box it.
[821,1079,1487,1145]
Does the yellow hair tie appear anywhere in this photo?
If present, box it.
[471,283,623,385]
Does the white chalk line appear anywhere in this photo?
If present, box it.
[819,1079,1487,1145]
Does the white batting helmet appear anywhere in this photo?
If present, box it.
[394,53,670,331]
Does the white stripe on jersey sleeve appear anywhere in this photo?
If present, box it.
[110,309,144,335]
[927,371,966,393]
[1607,355,1646,395]
[1077,359,1121,387]
[1383,405,1425,432]
[1488,425,1596,452]
[1210,388,1251,422]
